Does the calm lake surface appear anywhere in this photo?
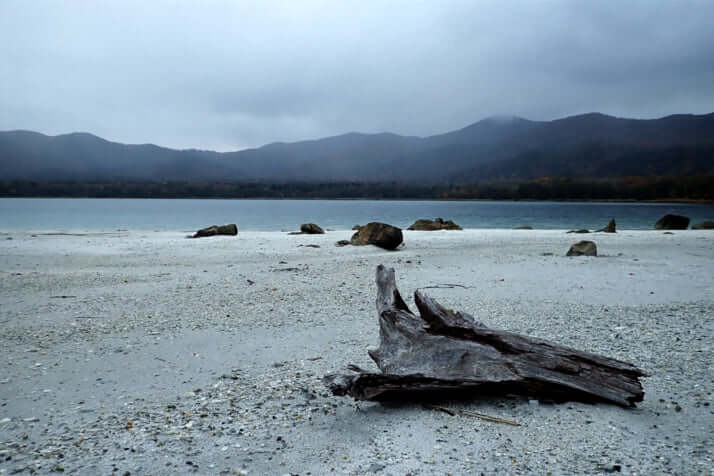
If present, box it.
[1,198,713,232]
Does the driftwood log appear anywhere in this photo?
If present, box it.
[324,265,646,407]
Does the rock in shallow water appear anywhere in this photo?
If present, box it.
[407,217,462,231]
[597,219,616,233]
[655,214,690,230]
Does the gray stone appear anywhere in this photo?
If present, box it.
[567,240,597,256]
[597,219,616,233]
[350,222,403,250]
[192,224,238,238]
[300,223,324,234]
[407,218,462,231]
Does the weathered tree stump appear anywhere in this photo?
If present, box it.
[324,266,646,407]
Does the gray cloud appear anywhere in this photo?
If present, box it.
[1,0,713,150]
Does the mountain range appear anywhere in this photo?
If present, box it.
[2,112,713,184]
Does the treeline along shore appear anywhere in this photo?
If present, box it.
[1,176,713,201]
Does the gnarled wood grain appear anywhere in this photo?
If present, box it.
[324,265,646,407]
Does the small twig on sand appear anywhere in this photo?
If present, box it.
[426,404,520,426]
[421,284,472,289]
[347,364,370,373]
[428,404,456,416]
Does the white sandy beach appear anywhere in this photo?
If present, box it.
[1,229,713,475]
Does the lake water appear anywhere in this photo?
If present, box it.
[1,198,713,232]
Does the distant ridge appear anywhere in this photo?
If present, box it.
[2,112,713,183]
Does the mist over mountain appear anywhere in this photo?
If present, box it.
[2,112,713,184]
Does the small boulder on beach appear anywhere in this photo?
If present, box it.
[192,224,238,238]
[407,218,462,231]
[289,223,325,235]
[655,214,690,230]
[300,223,324,234]
[567,240,597,256]
[692,221,714,230]
[350,222,403,250]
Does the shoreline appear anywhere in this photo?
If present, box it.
[2,227,713,236]
[3,198,713,234]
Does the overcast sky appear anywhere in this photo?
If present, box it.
[1,1,713,151]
